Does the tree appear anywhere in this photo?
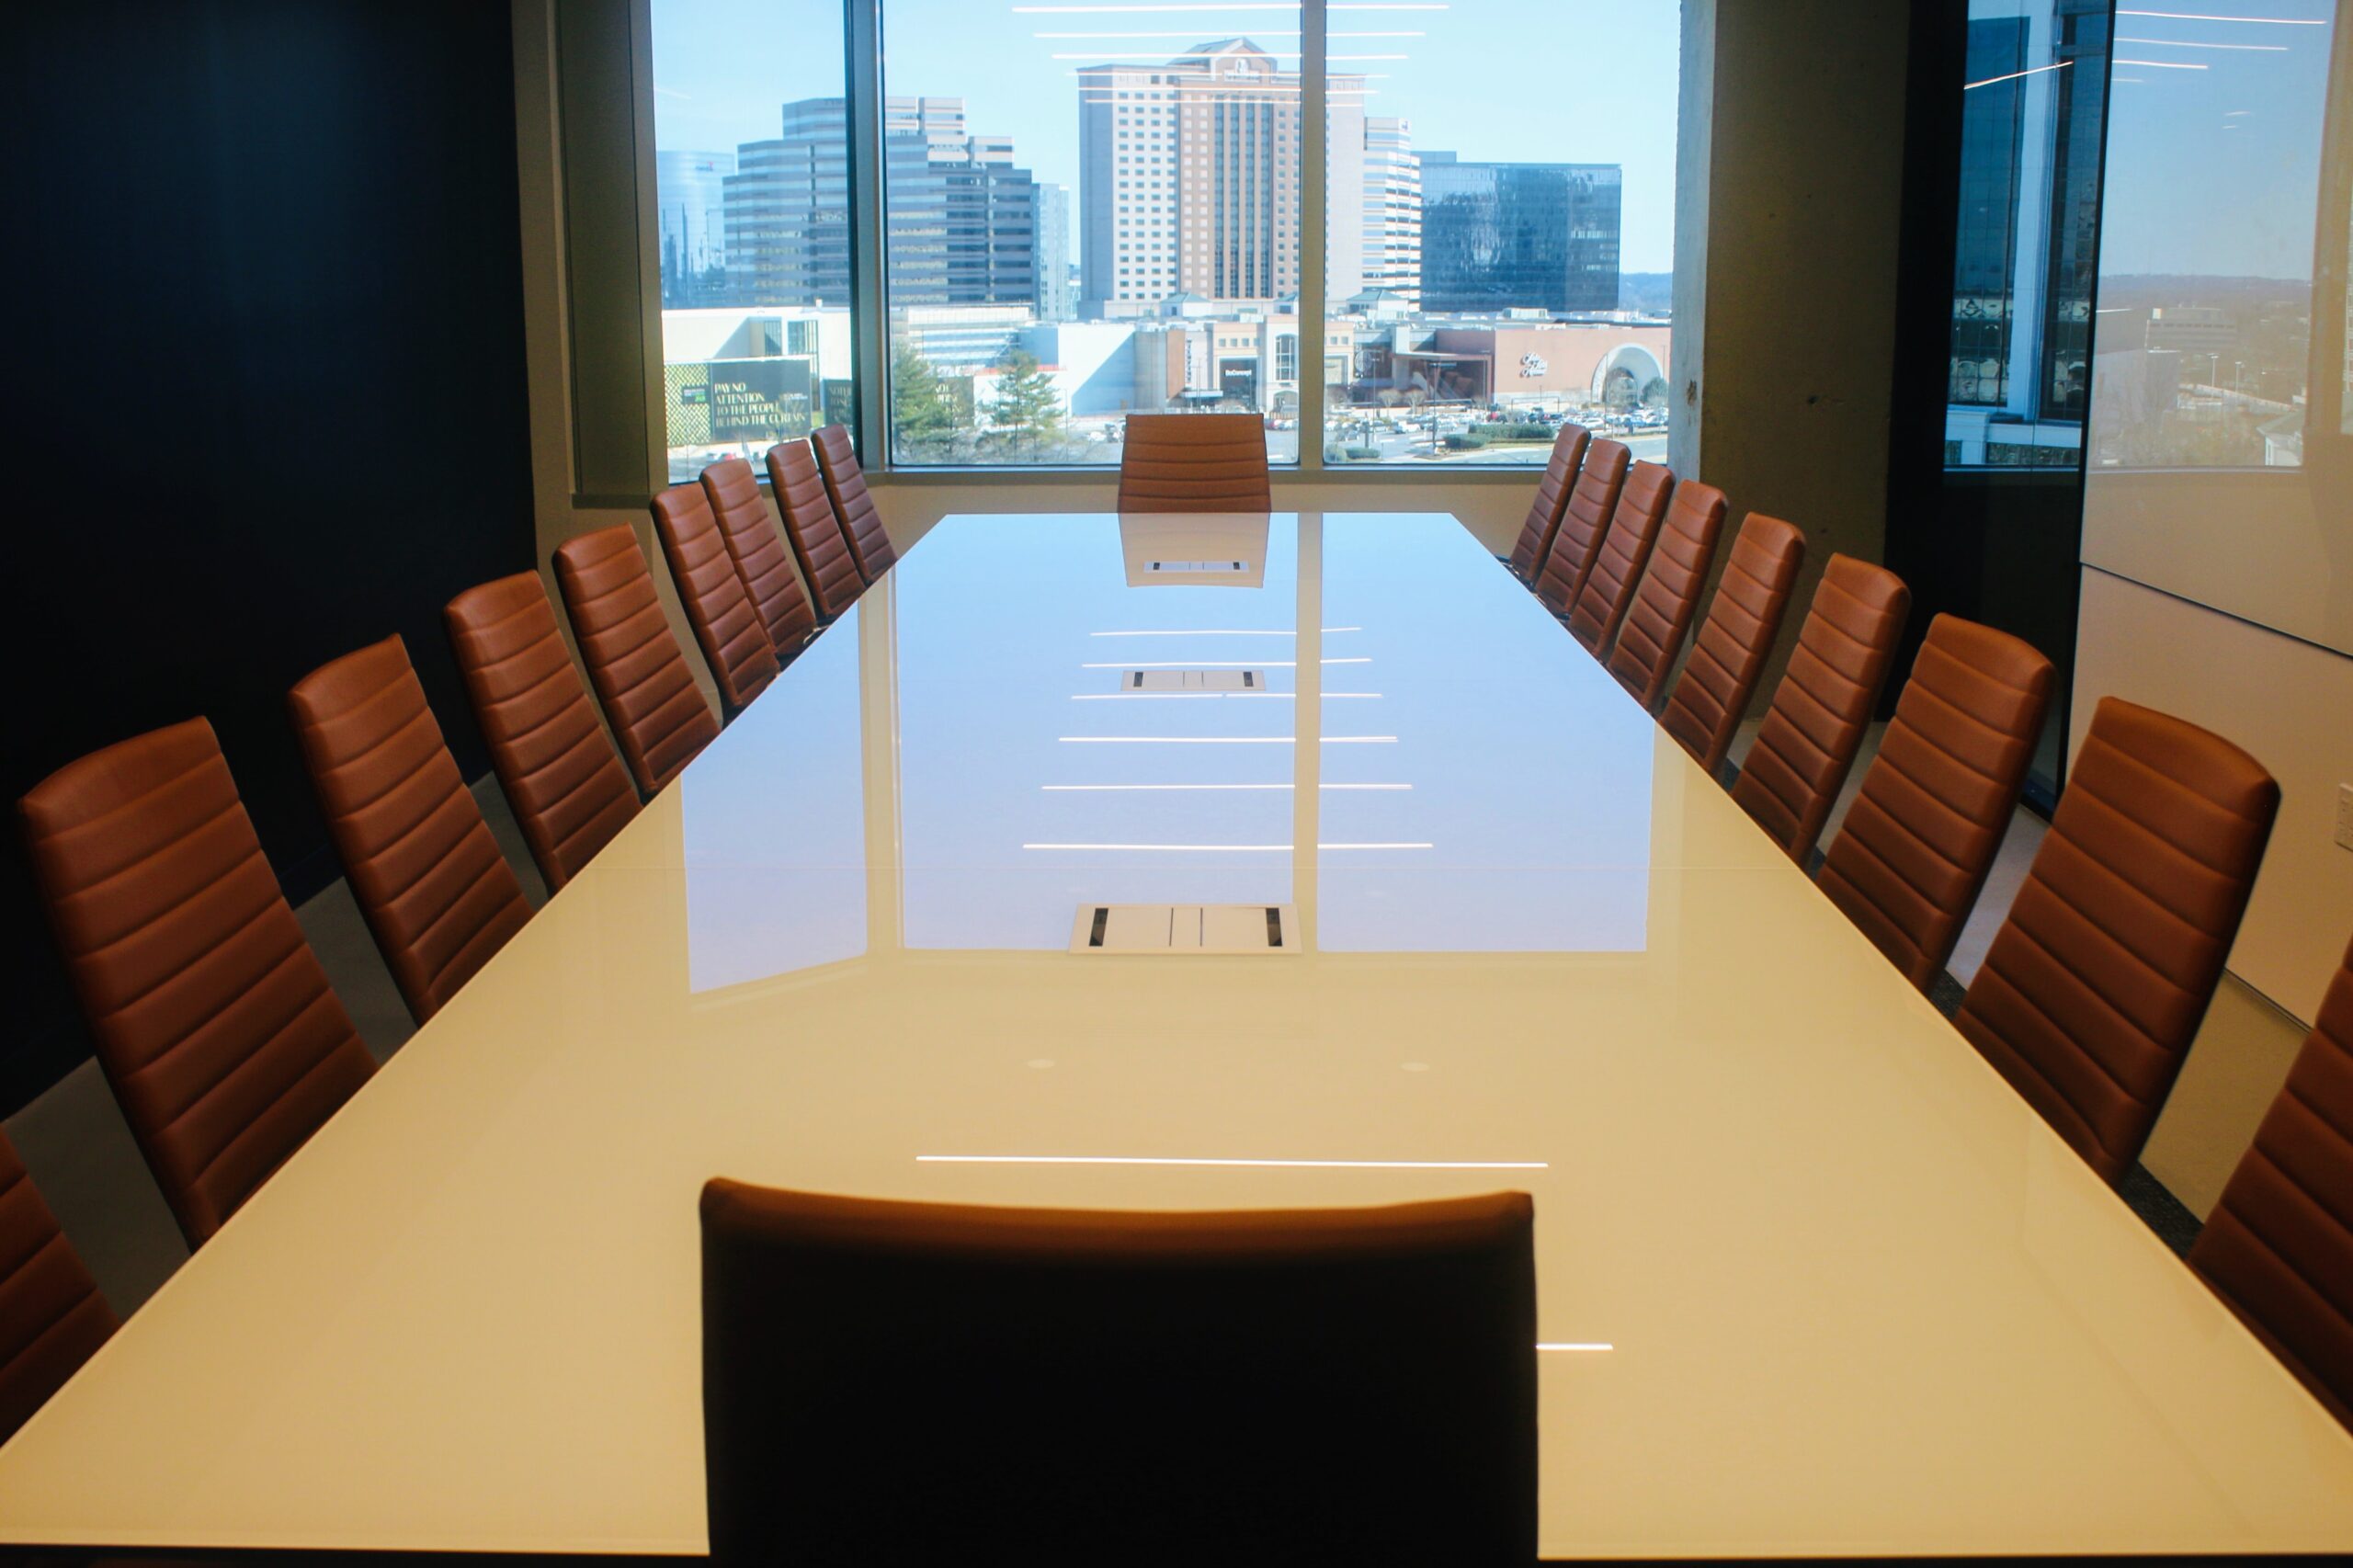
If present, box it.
[984,351,1063,457]
[892,343,959,451]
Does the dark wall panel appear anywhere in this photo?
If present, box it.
[0,2,534,1112]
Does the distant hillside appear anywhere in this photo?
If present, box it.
[1619,272,1672,314]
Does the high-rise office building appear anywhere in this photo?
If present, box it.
[656,150,735,307]
[725,99,854,306]
[1077,39,1365,307]
[1417,154,1620,314]
[1362,118,1421,306]
[1036,185,1074,322]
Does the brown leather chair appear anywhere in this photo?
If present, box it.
[1532,437,1630,617]
[1815,616,2053,991]
[445,574,641,892]
[700,1182,1536,1565]
[1955,698,2278,1185]
[650,483,781,716]
[289,635,534,1023]
[0,1131,118,1442]
[1504,423,1590,584]
[1728,555,1911,861]
[2190,930,2353,1430]
[19,720,378,1246]
[553,526,722,795]
[1115,412,1274,515]
[809,426,899,583]
[1605,479,1729,710]
[766,440,864,620]
[1659,512,1806,774]
[701,457,818,664]
[1566,460,1675,655]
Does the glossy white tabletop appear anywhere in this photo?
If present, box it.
[2,513,2349,1559]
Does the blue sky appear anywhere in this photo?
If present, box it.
[652,1,1686,274]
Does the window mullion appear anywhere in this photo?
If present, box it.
[1300,0,1327,474]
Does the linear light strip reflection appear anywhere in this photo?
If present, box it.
[1964,60,2071,89]
[1537,1343,1615,1353]
[917,1155,1541,1169]
[2113,58,2213,68]
[2115,35,2289,48]
[2112,9,2325,23]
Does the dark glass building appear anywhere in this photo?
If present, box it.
[1417,154,1621,314]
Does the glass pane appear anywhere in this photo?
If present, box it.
[650,0,855,484]
[1324,2,1678,468]
[1942,1,2110,470]
[880,2,1303,468]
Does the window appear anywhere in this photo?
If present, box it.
[1324,1,1679,467]
[650,0,856,484]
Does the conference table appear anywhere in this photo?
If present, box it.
[3,510,2351,1561]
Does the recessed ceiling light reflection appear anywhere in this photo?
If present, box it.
[917,1155,1542,1170]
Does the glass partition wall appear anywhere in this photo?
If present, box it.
[652,2,1680,476]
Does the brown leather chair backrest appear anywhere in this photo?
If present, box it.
[289,634,534,1023]
[1533,437,1630,616]
[1566,460,1675,656]
[1729,554,1911,860]
[553,526,722,795]
[1504,423,1589,583]
[1115,412,1274,515]
[701,458,817,663]
[1816,616,2053,991]
[0,1130,119,1441]
[766,441,864,619]
[650,483,781,716]
[1659,512,1805,774]
[809,426,898,582]
[18,720,377,1245]
[1956,697,2279,1184]
[700,1182,1537,1565]
[445,574,640,892]
[2191,931,2353,1430]
[1606,479,1729,711]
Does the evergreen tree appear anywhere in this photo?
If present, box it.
[892,343,958,448]
[984,351,1063,456]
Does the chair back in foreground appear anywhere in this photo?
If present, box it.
[1955,698,2278,1185]
[1532,437,1631,617]
[1504,423,1590,583]
[701,458,818,665]
[1115,412,1274,515]
[289,634,533,1023]
[650,483,780,716]
[553,526,722,794]
[1605,479,1729,710]
[1566,460,1675,655]
[2191,931,2353,1430]
[0,1131,118,1442]
[1728,554,1911,860]
[445,574,640,892]
[1659,512,1806,773]
[19,720,377,1245]
[766,441,865,620]
[809,426,899,582]
[1816,616,2052,990]
[699,1182,1537,1566]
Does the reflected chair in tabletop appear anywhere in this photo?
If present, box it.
[445,574,641,893]
[1114,412,1274,516]
[290,634,534,1024]
[1954,698,2278,1187]
[701,457,819,666]
[651,483,781,718]
[0,1131,118,1442]
[2190,928,2353,1430]
[1658,512,1806,775]
[809,426,899,583]
[1566,459,1676,656]
[1503,423,1590,585]
[553,525,722,795]
[1728,554,1911,862]
[1604,478,1729,711]
[699,1182,1537,1566]
[1815,615,2053,992]
[1531,436,1631,619]
[766,440,864,620]
[19,720,378,1246]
